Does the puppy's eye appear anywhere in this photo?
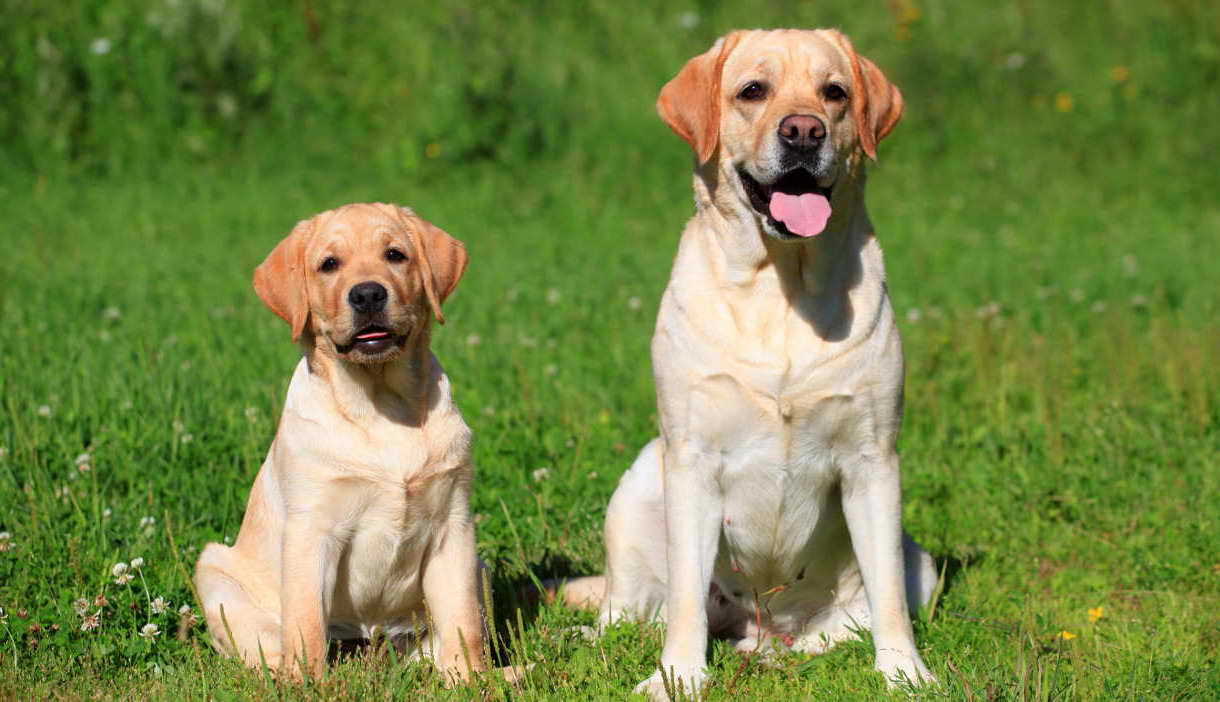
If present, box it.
[737,81,768,101]
[823,83,848,102]
[384,248,407,263]
[318,257,340,273]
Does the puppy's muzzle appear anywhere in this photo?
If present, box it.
[777,114,826,153]
[348,281,388,315]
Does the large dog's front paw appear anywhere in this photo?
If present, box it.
[634,665,707,701]
[875,649,936,688]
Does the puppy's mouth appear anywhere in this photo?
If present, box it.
[738,167,834,238]
[334,325,406,358]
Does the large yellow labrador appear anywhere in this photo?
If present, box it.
[194,203,486,682]
[558,29,937,698]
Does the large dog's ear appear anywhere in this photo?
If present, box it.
[253,217,314,341]
[829,31,904,160]
[397,208,468,325]
[657,31,744,165]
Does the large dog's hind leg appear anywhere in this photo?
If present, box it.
[599,438,671,628]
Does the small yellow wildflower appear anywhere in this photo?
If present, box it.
[1110,66,1130,83]
[1054,92,1074,112]
[1088,606,1105,623]
[1057,630,1077,640]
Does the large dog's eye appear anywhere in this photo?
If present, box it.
[737,81,768,101]
[823,83,848,102]
[384,248,407,263]
[318,257,340,273]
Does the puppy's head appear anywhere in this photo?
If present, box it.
[658,29,902,241]
[253,203,467,364]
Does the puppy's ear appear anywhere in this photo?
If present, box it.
[657,31,744,165]
[830,31,903,160]
[253,218,313,341]
[398,208,468,325]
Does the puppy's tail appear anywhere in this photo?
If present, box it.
[538,575,605,611]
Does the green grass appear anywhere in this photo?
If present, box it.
[2,0,1219,699]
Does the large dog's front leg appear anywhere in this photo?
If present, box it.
[841,453,934,687]
[421,508,486,684]
[636,439,724,702]
[279,518,341,681]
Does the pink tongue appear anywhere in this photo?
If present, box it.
[356,331,388,340]
[768,192,832,237]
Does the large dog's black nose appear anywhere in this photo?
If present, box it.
[348,281,387,314]
[777,114,826,151]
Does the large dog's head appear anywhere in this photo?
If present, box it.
[658,29,903,241]
[253,203,467,364]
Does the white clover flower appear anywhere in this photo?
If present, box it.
[112,562,133,585]
[74,453,92,466]
[906,308,922,323]
[466,334,481,347]
[0,532,10,541]
[98,329,113,342]
[120,399,134,411]
[481,406,496,417]
[130,557,145,569]
[138,622,160,640]
[74,598,90,616]
[81,612,101,631]
[181,433,194,444]
[627,296,642,310]
[172,420,185,434]
[102,306,121,320]
[178,604,192,617]
[519,335,538,348]
[1004,52,1026,70]
[586,471,599,480]
[546,288,561,305]
[1092,301,1107,313]
[139,516,156,529]
[532,467,551,482]
[544,364,558,377]
[1129,294,1148,308]
[677,10,700,29]
[244,406,258,420]
[102,507,112,518]
[151,597,169,614]
[37,405,52,417]
[90,38,112,55]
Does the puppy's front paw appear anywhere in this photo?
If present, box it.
[875,650,936,689]
[634,665,707,701]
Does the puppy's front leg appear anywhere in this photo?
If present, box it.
[279,518,341,681]
[636,439,724,701]
[421,507,486,683]
[841,453,934,687]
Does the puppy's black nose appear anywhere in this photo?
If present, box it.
[777,114,826,151]
[348,281,387,314]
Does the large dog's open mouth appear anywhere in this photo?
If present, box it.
[738,168,834,238]
[334,324,405,357]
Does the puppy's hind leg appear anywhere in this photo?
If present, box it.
[195,543,283,671]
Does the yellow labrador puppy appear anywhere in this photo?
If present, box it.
[195,203,485,682]
[559,30,937,698]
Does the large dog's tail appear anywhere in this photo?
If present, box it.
[539,575,606,610]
